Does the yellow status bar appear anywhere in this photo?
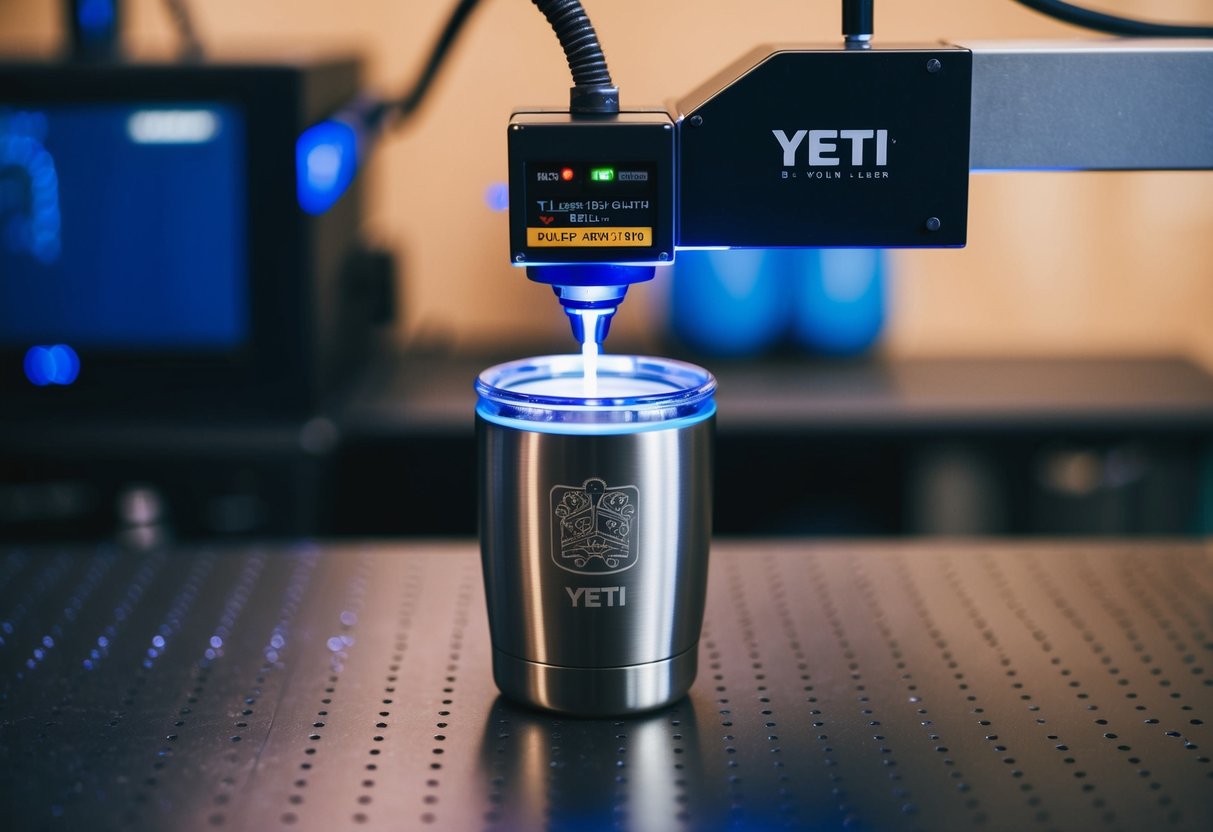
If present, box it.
[527,227,652,247]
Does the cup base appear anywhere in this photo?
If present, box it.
[492,645,698,717]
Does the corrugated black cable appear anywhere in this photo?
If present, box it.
[529,0,618,114]
[1011,0,1213,38]
[389,0,485,125]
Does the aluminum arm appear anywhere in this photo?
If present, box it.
[964,38,1213,171]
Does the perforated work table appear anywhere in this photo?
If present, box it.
[1,539,1210,831]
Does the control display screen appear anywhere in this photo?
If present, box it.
[0,102,247,350]
[524,161,658,249]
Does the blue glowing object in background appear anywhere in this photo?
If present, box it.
[668,249,791,358]
[23,344,81,386]
[0,111,61,264]
[296,119,359,215]
[484,182,510,213]
[789,248,886,356]
[77,0,116,32]
[668,248,886,358]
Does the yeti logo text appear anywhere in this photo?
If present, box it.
[551,477,639,576]
[566,586,627,607]
[773,129,889,167]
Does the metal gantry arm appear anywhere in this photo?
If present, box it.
[964,38,1213,172]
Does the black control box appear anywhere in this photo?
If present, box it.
[507,110,676,266]
[676,44,973,249]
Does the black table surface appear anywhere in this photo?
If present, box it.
[1,538,1211,831]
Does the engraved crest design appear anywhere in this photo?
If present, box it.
[550,478,639,575]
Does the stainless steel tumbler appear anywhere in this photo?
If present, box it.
[476,353,716,716]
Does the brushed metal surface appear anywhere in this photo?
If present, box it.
[490,645,698,718]
[966,40,1213,171]
[0,539,1211,831]
[478,414,713,714]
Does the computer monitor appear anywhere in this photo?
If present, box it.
[1,102,247,355]
[0,54,377,418]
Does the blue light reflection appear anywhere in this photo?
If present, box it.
[296,120,358,215]
[484,182,509,212]
[78,0,116,31]
[23,344,80,386]
[668,248,886,358]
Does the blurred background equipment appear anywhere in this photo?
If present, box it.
[0,49,389,418]
[0,0,395,541]
[667,248,887,359]
[1,0,1213,543]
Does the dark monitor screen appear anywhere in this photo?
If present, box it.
[0,102,247,352]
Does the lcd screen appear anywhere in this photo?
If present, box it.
[0,102,247,350]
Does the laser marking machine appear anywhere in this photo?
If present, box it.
[506,0,1213,352]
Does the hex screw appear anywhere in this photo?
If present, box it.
[925,217,942,232]
[927,59,942,73]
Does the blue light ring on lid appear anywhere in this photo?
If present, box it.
[476,403,716,436]
[475,354,716,436]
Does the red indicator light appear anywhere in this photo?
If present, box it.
[561,167,575,181]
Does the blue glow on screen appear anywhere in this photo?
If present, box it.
[0,111,60,263]
[0,103,247,350]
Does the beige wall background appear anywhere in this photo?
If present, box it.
[3,0,1211,369]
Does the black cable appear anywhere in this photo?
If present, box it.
[842,0,874,41]
[162,0,204,61]
[1011,0,1213,38]
[529,0,618,114]
[387,0,485,126]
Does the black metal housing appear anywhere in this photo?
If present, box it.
[507,110,676,266]
[675,43,972,249]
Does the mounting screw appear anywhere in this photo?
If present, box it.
[689,115,704,127]
[926,58,942,74]
[658,251,670,261]
[514,253,526,263]
[925,216,941,232]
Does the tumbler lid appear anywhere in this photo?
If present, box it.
[475,354,716,435]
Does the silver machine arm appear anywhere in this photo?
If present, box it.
[966,39,1213,171]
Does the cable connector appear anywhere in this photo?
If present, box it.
[570,85,620,116]
[843,0,874,47]
[530,0,618,114]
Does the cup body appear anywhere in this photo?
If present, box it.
[476,354,715,716]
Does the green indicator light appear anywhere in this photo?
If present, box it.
[590,167,615,182]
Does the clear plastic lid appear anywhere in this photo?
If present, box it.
[475,354,716,435]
